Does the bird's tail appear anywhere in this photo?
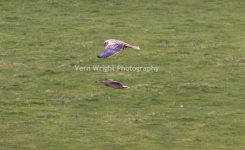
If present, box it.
[131,45,140,50]
[125,44,140,50]
[122,85,130,88]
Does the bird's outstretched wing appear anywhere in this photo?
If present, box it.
[98,42,124,58]
[97,79,129,89]
[108,79,129,89]
[109,80,122,86]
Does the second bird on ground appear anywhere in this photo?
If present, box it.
[97,79,129,89]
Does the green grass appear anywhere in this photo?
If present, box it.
[0,0,245,149]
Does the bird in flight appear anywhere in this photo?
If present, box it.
[97,79,129,89]
[97,39,140,58]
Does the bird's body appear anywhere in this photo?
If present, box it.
[97,39,140,58]
[97,79,129,89]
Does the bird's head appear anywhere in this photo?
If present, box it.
[104,40,110,46]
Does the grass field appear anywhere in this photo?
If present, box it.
[0,0,245,149]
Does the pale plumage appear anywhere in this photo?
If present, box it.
[97,39,140,58]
